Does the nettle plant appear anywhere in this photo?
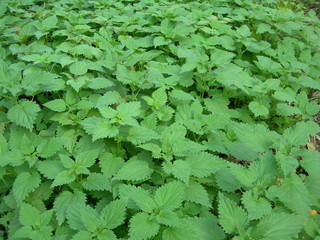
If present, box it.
[0,0,320,239]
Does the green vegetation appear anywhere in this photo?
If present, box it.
[0,0,320,239]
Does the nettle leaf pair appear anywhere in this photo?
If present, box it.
[81,101,141,141]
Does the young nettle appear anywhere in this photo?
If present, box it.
[0,0,319,239]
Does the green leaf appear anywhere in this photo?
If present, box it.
[283,122,309,147]
[13,171,41,204]
[129,212,160,240]
[51,170,76,188]
[266,175,310,216]
[29,226,53,240]
[218,192,248,234]
[117,101,141,117]
[237,25,251,37]
[154,181,185,210]
[192,216,225,240]
[81,117,119,140]
[248,101,269,117]
[185,181,211,207]
[186,152,226,178]
[225,142,259,162]
[298,75,320,89]
[276,103,302,116]
[163,160,190,184]
[152,88,167,107]
[92,120,119,140]
[36,160,65,180]
[170,89,194,101]
[254,55,282,74]
[153,36,168,47]
[13,226,33,239]
[118,185,156,213]
[96,91,124,107]
[114,160,152,181]
[155,209,181,227]
[0,150,24,167]
[37,138,64,158]
[101,199,127,229]
[82,173,111,191]
[42,15,58,30]
[99,152,124,178]
[162,219,199,240]
[88,77,114,89]
[230,123,278,152]
[254,213,304,240]
[44,99,67,112]
[127,126,159,145]
[80,206,99,232]
[66,204,87,231]
[19,202,40,226]
[71,231,92,240]
[7,100,40,130]
[215,167,243,192]
[53,190,86,225]
[241,190,272,220]
[69,61,88,75]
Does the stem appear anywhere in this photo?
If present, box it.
[0,92,17,103]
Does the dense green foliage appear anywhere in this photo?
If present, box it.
[0,0,320,239]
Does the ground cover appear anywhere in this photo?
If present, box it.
[0,0,320,239]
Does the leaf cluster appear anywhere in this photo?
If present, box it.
[0,0,320,239]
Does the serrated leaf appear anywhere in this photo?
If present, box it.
[163,160,190,184]
[53,191,86,225]
[117,101,141,117]
[66,203,87,231]
[118,185,156,213]
[19,202,40,226]
[154,181,185,210]
[7,100,40,130]
[153,36,168,47]
[82,173,111,191]
[186,152,226,178]
[152,88,167,107]
[155,209,180,227]
[114,160,152,181]
[44,99,67,112]
[192,216,225,240]
[129,212,160,240]
[51,170,76,188]
[185,181,211,207]
[266,175,310,216]
[81,117,118,140]
[37,138,64,158]
[70,231,92,240]
[241,190,272,220]
[13,171,41,204]
[162,219,199,240]
[88,77,114,89]
[13,226,33,239]
[36,160,65,179]
[101,199,127,229]
[170,89,194,101]
[254,213,304,240]
[69,61,88,75]
[218,192,248,234]
[99,152,124,178]
[80,206,99,232]
[96,91,124,107]
[0,150,24,167]
[127,126,159,145]
[248,101,269,117]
